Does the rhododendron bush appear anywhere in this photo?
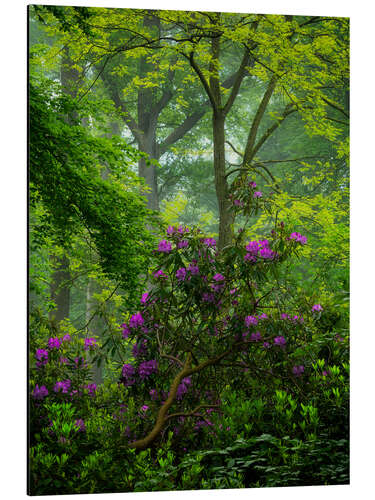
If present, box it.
[30,211,348,494]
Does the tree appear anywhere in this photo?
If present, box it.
[29,70,158,307]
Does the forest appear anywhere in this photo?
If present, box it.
[28,4,349,495]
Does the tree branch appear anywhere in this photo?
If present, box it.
[188,51,218,112]
[250,104,297,160]
[242,75,278,166]
[223,48,251,116]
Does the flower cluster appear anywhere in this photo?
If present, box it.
[292,365,305,376]
[53,379,71,394]
[158,240,172,253]
[48,337,61,349]
[129,312,144,329]
[121,364,135,386]
[245,315,258,327]
[84,383,97,395]
[274,336,287,347]
[177,377,191,400]
[203,237,216,247]
[188,262,199,275]
[177,240,189,249]
[250,331,262,342]
[84,337,97,351]
[132,339,148,358]
[153,269,167,279]
[244,239,276,262]
[32,384,49,400]
[312,304,323,312]
[139,360,158,381]
[280,313,304,323]
[35,349,48,369]
[211,273,225,292]
[140,292,149,304]
[289,232,307,245]
[176,267,187,281]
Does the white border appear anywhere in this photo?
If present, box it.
[2,1,374,499]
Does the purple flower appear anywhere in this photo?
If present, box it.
[289,232,307,245]
[166,225,176,235]
[158,240,172,253]
[263,342,271,349]
[274,336,287,346]
[253,191,263,198]
[129,312,144,329]
[141,405,149,412]
[249,181,257,188]
[84,337,97,351]
[312,304,323,312]
[121,363,135,386]
[35,349,48,368]
[177,225,189,234]
[59,357,69,366]
[233,199,243,206]
[53,379,71,394]
[213,273,225,282]
[280,313,290,320]
[32,384,48,400]
[246,241,260,254]
[48,337,61,350]
[177,377,191,400]
[85,383,97,395]
[132,339,147,358]
[292,365,305,376]
[250,331,262,342]
[139,360,158,380]
[121,323,131,339]
[259,247,276,259]
[141,292,149,304]
[188,263,199,275]
[62,334,71,342]
[177,240,189,249]
[74,419,86,432]
[259,313,268,320]
[244,253,257,263]
[203,237,216,247]
[176,267,187,281]
[202,292,215,303]
[153,269,167,279]
[245,315,258,327]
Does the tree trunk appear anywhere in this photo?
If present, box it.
[212,112,233,250]
[138,134,159,210]
[49,255,70,323]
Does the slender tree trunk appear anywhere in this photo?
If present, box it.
[212,112,233,249]
[209,29,233,250]
[138,134,159,210]
[49,255,70,322]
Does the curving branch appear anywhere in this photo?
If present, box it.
[129,339,257,450]
[242,75,278,166]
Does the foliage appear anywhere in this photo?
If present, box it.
[29,191,349,493]
[28,5,349,496]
